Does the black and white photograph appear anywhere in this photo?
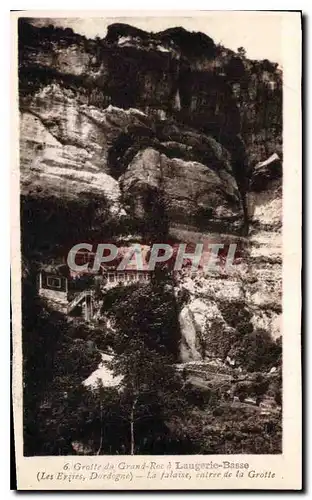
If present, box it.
[11,10,302,490]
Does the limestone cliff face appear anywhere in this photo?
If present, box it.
[247,158,282,339]
[19,20,283,362]
[120,147,242,228]
[177,157,282,362]
[20,81,243,228]
[19,82,149,212]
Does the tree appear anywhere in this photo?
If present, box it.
[229,329,282,372]
[225,56,246,82]
[237,47,246,58]
[106,341,186,454]
[22,268,102,456]
[102,281,180,356]
[98,275,188,454]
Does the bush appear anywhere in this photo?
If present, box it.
[229,329,282,372]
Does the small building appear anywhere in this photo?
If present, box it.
[37,262,152,321]
[102,269,151,289]
[38,269,68,309]
[38,267,93,321]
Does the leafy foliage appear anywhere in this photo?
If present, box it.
[228,329,282,372]
[204,300,282,372]
[22,276,101,455]
[101,279,180,356]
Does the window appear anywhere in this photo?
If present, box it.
[46,276,62,289]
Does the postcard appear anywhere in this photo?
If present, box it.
[11,10,302,490]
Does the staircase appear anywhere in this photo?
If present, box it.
[67,290,93,320]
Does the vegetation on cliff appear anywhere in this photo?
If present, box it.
[19,18,283,456]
